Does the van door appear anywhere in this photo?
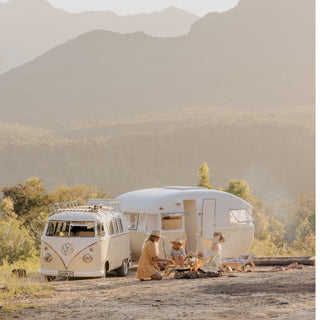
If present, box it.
[202,199,216,239]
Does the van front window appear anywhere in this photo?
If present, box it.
[46,221,70,237]
[46,220,96,237]
[70,222,95,237]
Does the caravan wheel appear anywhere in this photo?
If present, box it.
[116,259,128,277]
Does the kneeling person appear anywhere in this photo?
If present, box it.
[136,230,171,280]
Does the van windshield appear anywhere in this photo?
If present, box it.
[46,221,70,237]
[46,221,95,237]
[70,222,95,237]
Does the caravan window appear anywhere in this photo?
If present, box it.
[161,216,182,230]
[229,209,254,224]
[46,221,70,237]
[125,213,139,230]
[113,220,119,234]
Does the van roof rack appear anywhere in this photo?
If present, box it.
[87,198,120,208]
[49,200,120,217]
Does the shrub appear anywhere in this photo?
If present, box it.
[0,217,36,265]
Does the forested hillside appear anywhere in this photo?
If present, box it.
[0,106,314,202]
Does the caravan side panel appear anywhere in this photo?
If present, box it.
[219,225,254,258]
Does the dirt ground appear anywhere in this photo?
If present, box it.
[1,266,315,320]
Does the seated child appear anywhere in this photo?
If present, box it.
[169,238,186,268]
[210,232,225,266]
[196,232,225,267]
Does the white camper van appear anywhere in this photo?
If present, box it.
[39,201,130,281]
[117,187,254,259]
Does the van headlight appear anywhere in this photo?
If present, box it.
[82,253,93,263]
[44,252,53,262]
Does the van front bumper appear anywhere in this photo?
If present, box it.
[38,269,104,278]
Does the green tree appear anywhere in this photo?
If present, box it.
[1,177,50,239]
[292,217,315,255]
[50,184,109,204]
[224,179,251,201]
[197,162,213,189]
[268,216,285,247]
[0,198,36,264]
[280,192,315,242]
[252,211,269,241]
[288,193,315,255]
[0,197,16,221]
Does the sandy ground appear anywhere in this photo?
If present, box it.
[1,266,315,320]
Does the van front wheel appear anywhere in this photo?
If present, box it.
[116,259,128,277]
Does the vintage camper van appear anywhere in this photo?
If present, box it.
[39,201,130,281]
[116,187,255,259]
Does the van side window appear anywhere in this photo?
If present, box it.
[113,220,119,234]
[108,221,115,235]
[97,223,105,236]
[117,218,123,233]
[125,213,139,230]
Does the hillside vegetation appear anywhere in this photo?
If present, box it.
[0,106,314,203]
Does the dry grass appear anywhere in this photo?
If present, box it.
[249,239,314,257]
[0,257,52,306]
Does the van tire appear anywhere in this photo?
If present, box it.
[44,275,56,282]
[116,259,128,277]
[103,261,110,278]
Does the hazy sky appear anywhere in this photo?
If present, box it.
[0,0,240,16]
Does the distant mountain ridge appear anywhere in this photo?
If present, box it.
[0,0,314,126]
[0,0,199,74]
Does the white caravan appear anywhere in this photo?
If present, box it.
[116,187,254,259]
[39,201,130,281]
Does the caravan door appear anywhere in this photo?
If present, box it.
[202,199,216,239]
[183,200,198,252]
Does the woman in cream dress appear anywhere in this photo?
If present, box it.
[136,230,171,280]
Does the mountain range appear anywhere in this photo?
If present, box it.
[0,0,315,203]
[0,0,199,74]
[0,0,314,126]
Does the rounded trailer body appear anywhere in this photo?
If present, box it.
[39,203,130,279]
[117,187,254,259]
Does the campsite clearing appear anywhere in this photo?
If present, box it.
[1,266,315,320]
